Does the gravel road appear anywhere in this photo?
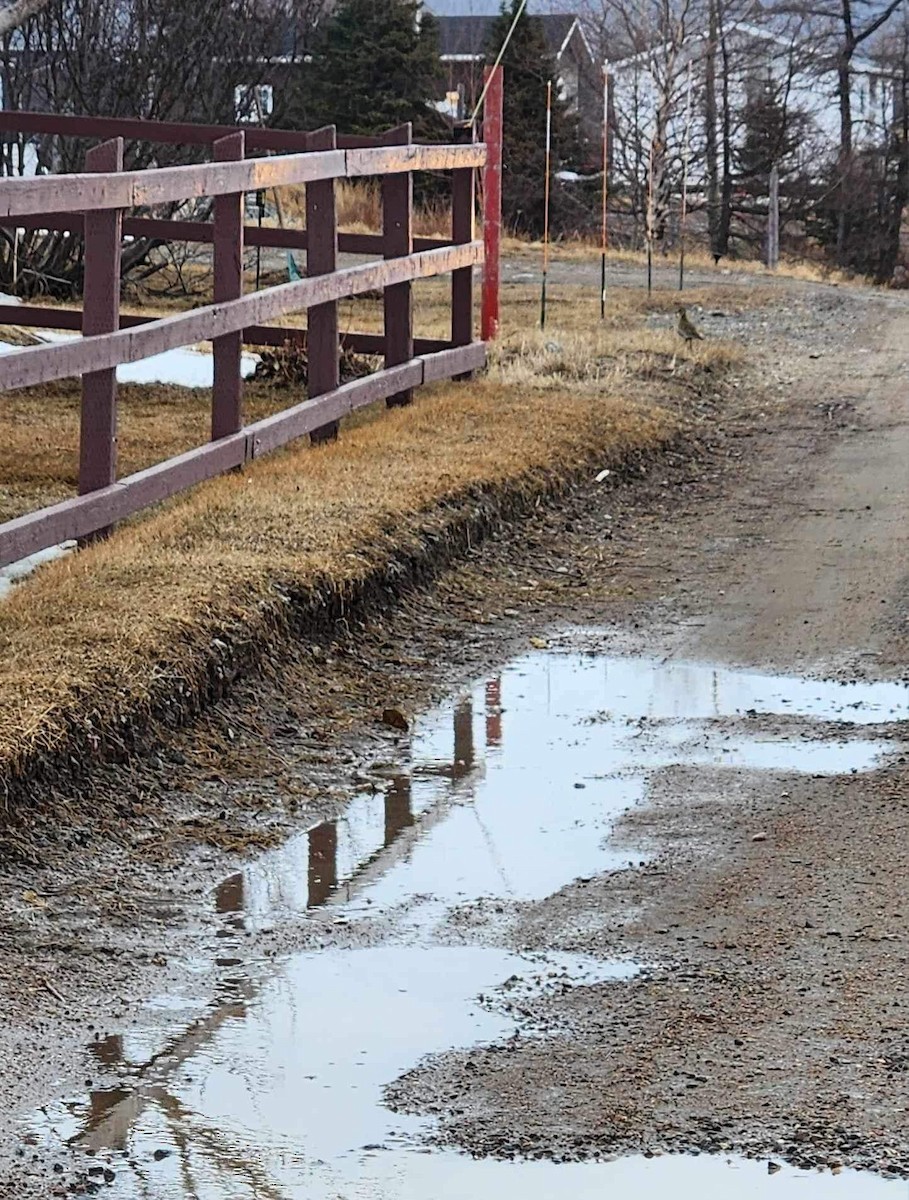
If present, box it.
[0,267,907,1198]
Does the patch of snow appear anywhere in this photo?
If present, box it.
[0,542,76,601]
[0,331,260,388]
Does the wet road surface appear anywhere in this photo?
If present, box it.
[29,640,909,1197]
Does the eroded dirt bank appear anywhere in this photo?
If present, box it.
[1,276,907,1197]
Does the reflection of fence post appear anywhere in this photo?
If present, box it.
[383,123,414,407]
[485,677,502,748]
[308,821,338,907]
[212,131,245,441]
[767,165,780,270]
[79,137,123,528]
[306,125,341,442]
[384,776,414,846]
[480,64,503,342]
[453,697,474,778]
[451,125,475,379]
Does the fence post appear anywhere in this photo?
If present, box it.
[382,123,414,407]
[767,165,780,271]
[212,131,245,442]
[481,64,503,343]
[79,137,124,523]
[451,125,475,380]
[306,125,340,442]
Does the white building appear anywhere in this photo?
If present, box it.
[608,19,897,188]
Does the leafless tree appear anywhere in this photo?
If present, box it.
[780,0,906,259]
[0,0,50,35]
[873,13,909,281]
[0,0,290,294]
[600,0,699,248]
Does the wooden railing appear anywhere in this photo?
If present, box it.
[0,99,504,571]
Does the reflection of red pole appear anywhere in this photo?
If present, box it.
[485,677,502,748]
[481,64,503,342]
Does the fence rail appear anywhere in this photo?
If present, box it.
[0,89,504,572]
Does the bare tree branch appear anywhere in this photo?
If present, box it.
[0,0,51,36]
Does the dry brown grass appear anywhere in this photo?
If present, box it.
[280,179,450,238]
[502,237,864,287]
[0,277,760,793]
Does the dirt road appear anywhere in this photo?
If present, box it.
[1,270,907,1198]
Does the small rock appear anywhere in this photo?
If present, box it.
[752,832,768,842]
[768,1161,782,1174]
[152,1149,172,1162]
[381,708,409,732]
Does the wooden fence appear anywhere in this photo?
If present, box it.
[0,75,504,571]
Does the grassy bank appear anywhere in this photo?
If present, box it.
[0,279,746,822]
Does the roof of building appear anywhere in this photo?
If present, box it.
[436,13,587,62]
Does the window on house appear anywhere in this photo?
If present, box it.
[234,84,274,124]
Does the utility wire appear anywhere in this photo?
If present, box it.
[469,0,527,126]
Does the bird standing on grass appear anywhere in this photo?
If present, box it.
[677,305,703,344]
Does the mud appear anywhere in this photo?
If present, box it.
[1,273,908,1198]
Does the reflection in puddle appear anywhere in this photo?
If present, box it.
[221,651,905,933]
[31,646,908,1197]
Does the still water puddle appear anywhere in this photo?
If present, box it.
[32,645,908,1197]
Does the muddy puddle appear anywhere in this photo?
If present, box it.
[30,641,908,1197]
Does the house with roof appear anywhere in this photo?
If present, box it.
[607,19,897,189]
[431,10,601,137]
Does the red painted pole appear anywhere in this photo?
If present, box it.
[480,64,503,343]
[79,137,123,527]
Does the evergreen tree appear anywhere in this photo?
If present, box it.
[294,0,444,139]
[487,0,581,237]
[735,81,800,196]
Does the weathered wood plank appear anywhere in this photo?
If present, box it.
[211,132,245,440]
[247,361,424,458]
[346,144,485,179]
[383,124,414,408]
[420,341,486,384]
[0,433,248,568]
[79,138,123,512]
[0,144,486,219]
[0,110,438,153]
[0,342,481,569]
[0,217,450,257]
[451,144,476,380]
[0,241,483,392]
[305,126,340,443]
[0,308,451,357]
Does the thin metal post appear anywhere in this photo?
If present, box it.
[767,165,780,270]
[212,131,245,441]
[679,63,693,292]
[646,134,654,296]
[481,64,503,342]
[79,136,124,522]
[600,61,609,319]
[383,123,414,407]
[306,125,340,442]
[540,78,553,331]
